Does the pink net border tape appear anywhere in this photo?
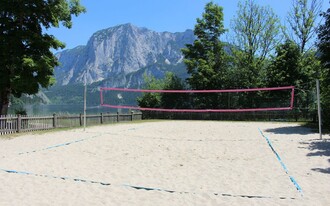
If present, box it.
[100,86,295,113]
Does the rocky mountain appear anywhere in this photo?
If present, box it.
[54,23,195,88]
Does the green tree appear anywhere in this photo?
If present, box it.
[137,72,188,109]
[300,50,322,112]
[318,5,330,72]
[266,39,321,111]
[181,2,230,108]
[317,2,330,129]
[285,0,323,112]
[266,40,302,87]
[230,0,281,88]
[137,73,164,109]
[287,0,322,53]
[160,73,188,109]
[265,40,304,109]
[0,0,86,115]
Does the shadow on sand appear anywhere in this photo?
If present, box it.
[264,125,316,135]
[265,125,330,174]
[306,141,330,174]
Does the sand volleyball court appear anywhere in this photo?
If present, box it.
[0,120,329,205]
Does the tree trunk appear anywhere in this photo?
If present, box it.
[0,88,10,115]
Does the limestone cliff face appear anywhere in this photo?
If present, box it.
[54,23,195,87]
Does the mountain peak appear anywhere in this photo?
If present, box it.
[110,23,139,32]
[120,22,136,28]
[54,24,195,87]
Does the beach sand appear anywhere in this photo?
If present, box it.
[0,120,329,205]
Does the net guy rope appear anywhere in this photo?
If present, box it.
[100,86,295,112]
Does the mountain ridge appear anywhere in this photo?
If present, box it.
[54,23,195,88]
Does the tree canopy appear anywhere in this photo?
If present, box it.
[317,2,330,128]
[137,1,327,124]
[317,3,330,71]
[0,0,85,115]
[266,40,302,87]
[182,2,229,91]
[137,72,187,115]
[287,0,322,53]
[230,0,281,88]
[181,2,230,108]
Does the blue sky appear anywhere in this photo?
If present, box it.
[47,0,330,51]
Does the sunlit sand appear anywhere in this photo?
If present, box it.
[0,121,329,205]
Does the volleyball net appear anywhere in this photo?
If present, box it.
[100,86,295,113]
